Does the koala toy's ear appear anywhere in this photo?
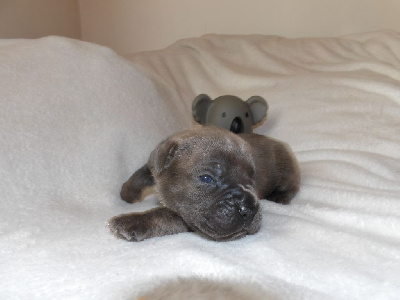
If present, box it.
[192,94,213,124]
[149,139,180,175]
[246,96,269,125]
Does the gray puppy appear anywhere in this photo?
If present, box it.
[109,126,300,242]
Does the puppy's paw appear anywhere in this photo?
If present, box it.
[108,213,149,242]
[120,182,142,203]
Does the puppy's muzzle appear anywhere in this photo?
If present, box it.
[222,187,259,223]
[200,186,259,240]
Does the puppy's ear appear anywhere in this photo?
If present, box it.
[149,139,180,175]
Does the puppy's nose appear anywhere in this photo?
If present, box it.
[235,194,257,220]
[237,205,252,219]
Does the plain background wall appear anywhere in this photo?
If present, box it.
[0,0,81,39]
[1,0,400,55]
[78,0,400,55]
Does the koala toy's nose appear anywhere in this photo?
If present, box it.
[230,117,244,133]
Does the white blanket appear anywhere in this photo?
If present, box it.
[1,31,399,299]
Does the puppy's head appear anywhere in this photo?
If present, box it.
[148,126,262,241]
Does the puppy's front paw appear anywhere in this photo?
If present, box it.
[108,213,149,242]
[120,182,142,203]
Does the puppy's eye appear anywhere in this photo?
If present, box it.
[199,175,215,184]
[245,112,249,118]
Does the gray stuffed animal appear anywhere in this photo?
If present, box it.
[192,94,268,133]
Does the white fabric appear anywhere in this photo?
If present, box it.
[1,31,399,299]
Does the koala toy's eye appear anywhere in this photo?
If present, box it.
[245,112,249,118]
[222,112,226,118]
[199,175,215,184]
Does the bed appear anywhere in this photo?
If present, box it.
[1,30,399,299]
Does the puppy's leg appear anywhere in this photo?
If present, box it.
[108,207,190,242]
[120,164,154,203]
[267,182,299,205]
[267,160,300,205]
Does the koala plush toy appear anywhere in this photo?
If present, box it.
[192,94,268,133]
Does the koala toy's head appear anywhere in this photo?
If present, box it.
[192,94,268,133]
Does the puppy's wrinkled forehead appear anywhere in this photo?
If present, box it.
[176,126,254,165]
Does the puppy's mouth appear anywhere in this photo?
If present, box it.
[199,221,248,241]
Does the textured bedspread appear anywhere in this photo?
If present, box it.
[1,31,399,299]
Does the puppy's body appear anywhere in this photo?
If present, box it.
[109,126,300,242]
[242,133,300,204]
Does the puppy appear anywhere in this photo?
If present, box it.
[109,126,300,242]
